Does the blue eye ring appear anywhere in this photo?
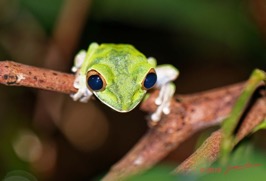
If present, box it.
[142,68,157,90]
[87,70,106,91]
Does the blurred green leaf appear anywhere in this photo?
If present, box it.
[125,165,179,181]
[199,141,266,181]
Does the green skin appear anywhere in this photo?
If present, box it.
[79,43,156,112]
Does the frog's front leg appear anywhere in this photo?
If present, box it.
[71,73,93,103]
[71,50,87,73]
[151,64,179,122]
[71,50,93,103]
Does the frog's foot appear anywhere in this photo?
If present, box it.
[151,83,175,122]
[71,74,93,103]
[71,50,86,73]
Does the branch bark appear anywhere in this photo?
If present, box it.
[0,61,76,94]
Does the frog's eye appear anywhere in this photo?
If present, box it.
[87,70,106,91]
[142,68,157,90]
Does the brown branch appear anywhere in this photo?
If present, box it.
[0,61,265,180]
[0,61,76,94]
[43,0,92,70]
[175,95,266,173]
[52,0,92,65]
[235,91,266,143]
[102,83,247,181]
[175,129,222,173]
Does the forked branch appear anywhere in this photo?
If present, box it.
[0,61,265,181]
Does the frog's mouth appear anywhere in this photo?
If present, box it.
[97,97,140,113]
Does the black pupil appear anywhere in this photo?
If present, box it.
[88,75,103,91]
[144,72,157,89]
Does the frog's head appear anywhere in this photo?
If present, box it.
[86,61,157,112]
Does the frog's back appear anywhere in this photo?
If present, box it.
[88,44,148,70]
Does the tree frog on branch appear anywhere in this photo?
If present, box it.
[71,43,179,122]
